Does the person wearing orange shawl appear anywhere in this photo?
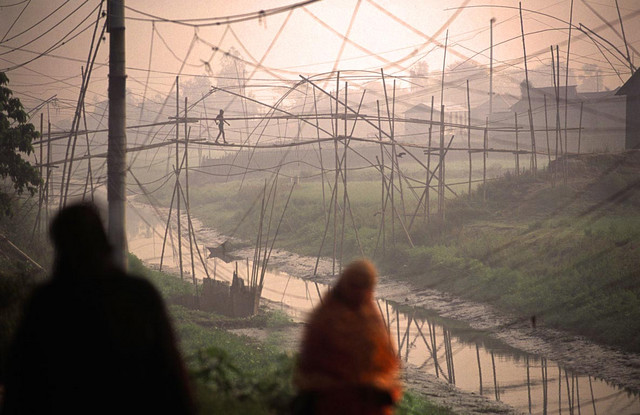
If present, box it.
[293,259,402,415]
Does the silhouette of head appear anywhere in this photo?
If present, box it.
[219,109,224,114]
[50,202,113,277]
[333,259,377,307]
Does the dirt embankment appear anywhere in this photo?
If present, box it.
[257,249,640,395]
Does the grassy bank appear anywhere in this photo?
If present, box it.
[128,255,454,414]
[0,200,453,414]
[157,153,640,352]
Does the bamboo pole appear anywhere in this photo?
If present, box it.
[440,30,448,108]
[80,101,94,201]
[483,118,488,203]
[396,308,401,360]
[544,94,551,166]
[258,175,278,291]
[542,358,548,415]
[339,82,348,273]
[615,0,633,74]
[184,97,197,290]
[45,119,51,225]
[175,77,184,280]
[429,321,439,379]
[259,183,296,292]
[565,370,573,415]
[515,112,520,176]
[381,70,395,246]
[467,82,472,198]
[439,105,445,221]
[553,45,564,183]
[575,374,582,415]
[312,88,327,220]
[491,351,499,401]
[519,3,537,176]
[37,113,44,234]
[159,178,179,272]
[427,96,434,221]
[392,80,407,223]
[332,79,339,276]
[559,366,563,415]
[476,344,483,395]
[577,101,583,155]
[377,101,386,256]
[408,134,455,232]
[527,356,532,413]
[564,0,575,183]
[313,162,339,276]
[588,375,597,415]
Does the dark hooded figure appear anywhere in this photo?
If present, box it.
[294,259,402,415]
[1,203,195,415]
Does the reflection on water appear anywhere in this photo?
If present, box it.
[127,202,640,415]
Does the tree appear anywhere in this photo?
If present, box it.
[0,72,41,216]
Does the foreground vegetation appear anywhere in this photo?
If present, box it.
[0,209,453,414]
[167,153,640,353]
[129,255,454,414]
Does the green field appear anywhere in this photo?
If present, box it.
[156,152,640,353]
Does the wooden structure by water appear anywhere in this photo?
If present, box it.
[199,271,259,318]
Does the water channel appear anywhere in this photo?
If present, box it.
[126,201,640,415]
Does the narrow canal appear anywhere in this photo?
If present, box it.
[126,201,640,415]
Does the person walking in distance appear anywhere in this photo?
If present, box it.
[215,109,230,144]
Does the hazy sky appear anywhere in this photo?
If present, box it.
[1,0,639,119]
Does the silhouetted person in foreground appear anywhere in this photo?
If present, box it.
[2,203,195,415]
[294,260,402,415]
[215,109,230,143]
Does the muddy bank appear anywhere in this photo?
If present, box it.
[129,200,639,412]
[233,299,522,415]
[260,250,640,396]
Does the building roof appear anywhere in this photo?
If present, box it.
[616,70,640,96]
[472,94,517,115]
[405,102,467,115]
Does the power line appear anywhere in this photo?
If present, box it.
[124,0,321,27]
[0,0,95,56]
[0,0,74,44]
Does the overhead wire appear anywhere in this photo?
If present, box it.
[124,0,320,27]
[0,8,102,72]
[1,0,31,42]
[0,0,95,56]
[0,0,73,44]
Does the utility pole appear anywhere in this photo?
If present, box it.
[489,17,495,116]
[107,0,128,269]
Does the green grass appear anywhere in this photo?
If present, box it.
[0,196,454,413]
[153,156,640,353]
[130,254,454,414]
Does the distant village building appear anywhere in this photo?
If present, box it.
[403,103,467,145]
[615,70,640,150]
[509,84,625,154]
